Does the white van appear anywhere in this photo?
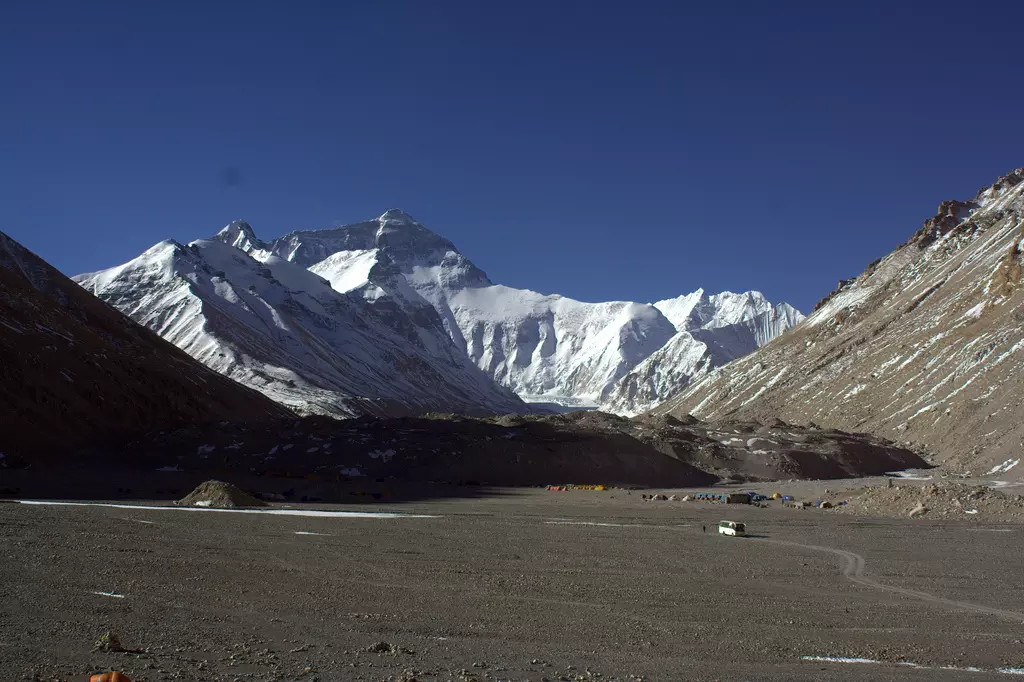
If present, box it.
[718,520,746,537]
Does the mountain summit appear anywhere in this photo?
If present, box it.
[262,212,802,413]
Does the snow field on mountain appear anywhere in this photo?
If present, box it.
[76,209,802,417]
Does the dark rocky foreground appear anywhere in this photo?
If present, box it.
[0,231,289,464]
[2,490,1022,681]
[2,412,928,501]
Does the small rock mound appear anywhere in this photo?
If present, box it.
[834,482,1024,521]
[176,480,268,508]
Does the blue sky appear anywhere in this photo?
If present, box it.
[2,1,1022,313]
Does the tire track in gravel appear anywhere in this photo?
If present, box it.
[754,538,1024,623]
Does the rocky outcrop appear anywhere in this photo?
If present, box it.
[909,199,980,248]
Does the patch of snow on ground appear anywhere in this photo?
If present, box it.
[368,448,396,462]
[545,521,645,528]
[963,302,987,320]
[155,466,183,472]
[0,320,25,334]
[16,500,438,518]
[887,471,934,481]
[740,367,788,406]
[844,383,867,398]
[988,481,1024,490]
[802,656,988,673]
[805,286,874,328]
[987,458,1020,475]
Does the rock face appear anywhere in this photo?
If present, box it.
[0,232,290,460]
[656,168,1024,480]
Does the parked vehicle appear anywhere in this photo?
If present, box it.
[718,520,746,537]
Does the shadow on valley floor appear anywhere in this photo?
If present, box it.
[0,465,525,506]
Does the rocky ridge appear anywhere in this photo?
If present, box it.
[657,168,1024,479]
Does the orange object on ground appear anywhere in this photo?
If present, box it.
[90,673,132,682]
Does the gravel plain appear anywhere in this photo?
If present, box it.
[2,487,1023,681]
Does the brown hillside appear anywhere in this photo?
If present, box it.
[0,231,291,462]
[657,169,1024,479]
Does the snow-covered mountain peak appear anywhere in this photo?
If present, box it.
[214,220,266,256]
[654,289,774,330]
[653,290,707,328]
[258,212,474,280]
[220,214,801,413]
[77,210,802,418]
[216,220,256,240]
[377,208,419,225]
[75,231,526,418]
[973,168,1023,208]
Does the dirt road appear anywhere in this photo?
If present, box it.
[755,538,1024,623]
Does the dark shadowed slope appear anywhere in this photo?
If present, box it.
[657,168,1024,479]
[14,411,924,501]
[0,231,291,462]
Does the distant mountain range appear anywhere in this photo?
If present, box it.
[657,168,1024,480]
[0,228,920,492]
[76,209,801,417]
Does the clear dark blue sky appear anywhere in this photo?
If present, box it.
[3,1,1022,312]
